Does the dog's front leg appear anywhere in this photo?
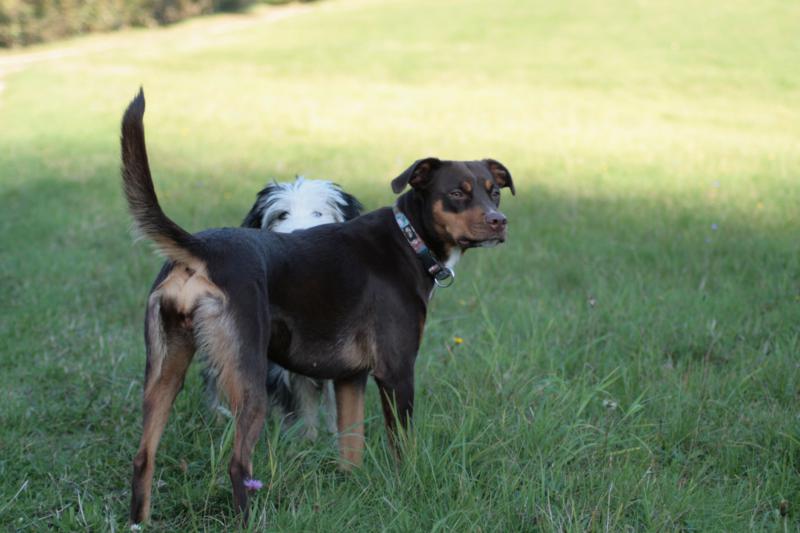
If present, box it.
[374,373,414,459]
[334,371,368,470]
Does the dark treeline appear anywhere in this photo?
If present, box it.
[0,0,259,47]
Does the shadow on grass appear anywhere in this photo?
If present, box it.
[2,164,798,373]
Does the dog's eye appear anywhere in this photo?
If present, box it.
[449,190,467,200]
[277,211,289,221]
[311,211,323,218]
[491,189,501,201]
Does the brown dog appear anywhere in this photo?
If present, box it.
[121,90,514,525]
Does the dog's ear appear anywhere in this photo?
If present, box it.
[391,157,442,194]
[241,186,273,228]
[338,190,364,221]
[483,159,515,195]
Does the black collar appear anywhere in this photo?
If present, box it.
[393,205,455,288]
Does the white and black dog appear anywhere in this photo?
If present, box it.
[203,177,363,439]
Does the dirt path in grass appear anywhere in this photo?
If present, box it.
[0,3,312,96]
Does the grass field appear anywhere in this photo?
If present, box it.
[1,0,799,530]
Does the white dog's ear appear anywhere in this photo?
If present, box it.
[391,157,442,194]
[241,184,277,228]
[336,189,364,221]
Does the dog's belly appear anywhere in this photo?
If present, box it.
[267,318,375,380]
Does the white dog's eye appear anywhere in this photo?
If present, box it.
[311,211,323,218]
[277,212,289,221]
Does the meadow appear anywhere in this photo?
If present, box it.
[1,0,799,530]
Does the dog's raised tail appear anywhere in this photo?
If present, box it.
[121,89,199,266]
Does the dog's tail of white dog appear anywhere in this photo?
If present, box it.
[121,89,200,266]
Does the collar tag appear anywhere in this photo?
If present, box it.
[434,266,455,288]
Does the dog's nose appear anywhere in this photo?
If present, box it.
[485,211,507,230]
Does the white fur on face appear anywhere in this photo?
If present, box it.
[258,177,351,233]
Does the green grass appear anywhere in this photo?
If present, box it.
[1,0,799,530]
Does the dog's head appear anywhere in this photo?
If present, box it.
[391,158,514,249]
[242,177,363,232]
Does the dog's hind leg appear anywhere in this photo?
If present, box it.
[198,294,269,522]
[227,376,267,521]
[201,364,232,419]
[130,297,195,525]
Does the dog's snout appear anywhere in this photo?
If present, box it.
[485,211,507,230]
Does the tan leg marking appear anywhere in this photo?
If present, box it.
[335,378,366,470]
[131,329,194,524]
[131,260,224,525]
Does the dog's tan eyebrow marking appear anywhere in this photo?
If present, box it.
[462,180,473,193]
[483,179,493,191]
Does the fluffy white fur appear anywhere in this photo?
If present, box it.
[257,177,355,232]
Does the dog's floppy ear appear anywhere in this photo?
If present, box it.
[241,185,274,228]
[391,157,442,194]
[484,159,515,195]
[331,183,364,221]
[339,190,364,221]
